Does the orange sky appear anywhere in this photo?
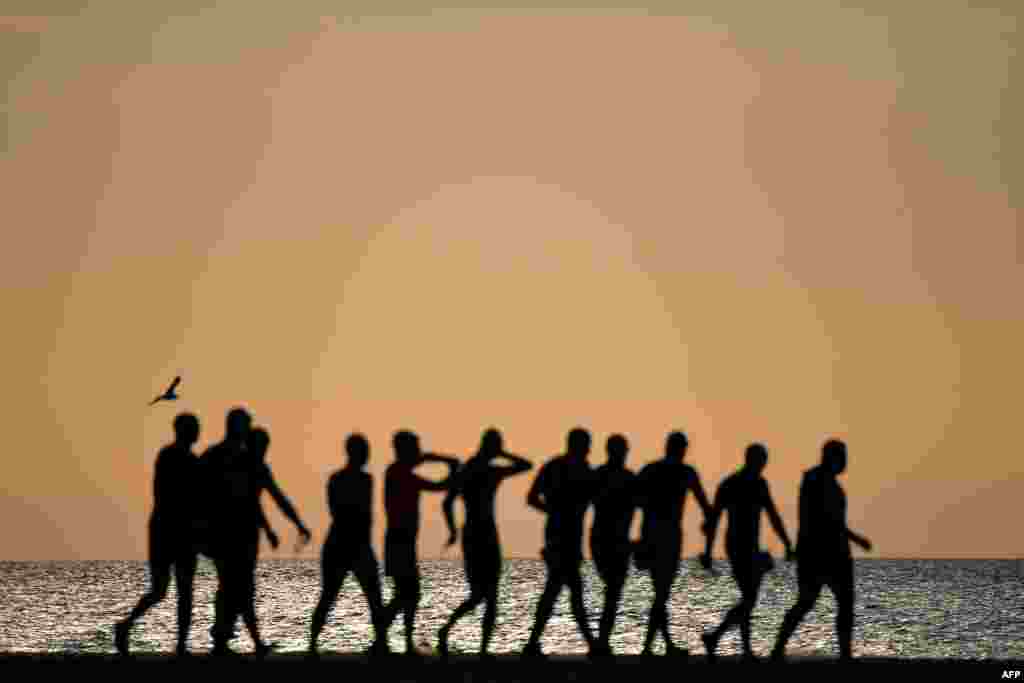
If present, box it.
[2,2,1020,560]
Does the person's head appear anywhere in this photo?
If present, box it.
[479,428,503,461]
[173,413,200,445]
[566,428,591,459]
[225,407,252,441]
[393,430,420,463]
[744,443,768,475]
[822,439,847,475]
[665,431,689,462]
[247,427,270,461]
[346,433,369,469]
[606,434,628,467]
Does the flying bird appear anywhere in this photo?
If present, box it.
[149,376,181,406]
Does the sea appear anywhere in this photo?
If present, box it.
[0,559,1021,658]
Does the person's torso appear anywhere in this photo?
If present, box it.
[462,463,501,535]
[543,456,593,550]
[385,463,421,533]
[202,442,267,528]
[723,473,767,553]
[328,471,372,545]
[592,466,636,543]
[151,444,197,526]
[640,460,691,538]
[797,468,850,558]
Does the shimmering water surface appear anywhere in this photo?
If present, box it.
[1,559,1021,658]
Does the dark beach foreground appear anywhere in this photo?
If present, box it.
[1,653,1021,680]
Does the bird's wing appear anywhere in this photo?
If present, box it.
[149,396,162,405]
[168,376,181,391]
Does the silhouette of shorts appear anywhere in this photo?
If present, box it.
[385,529,417,578]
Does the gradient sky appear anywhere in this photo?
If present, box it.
[3,2,1020,560]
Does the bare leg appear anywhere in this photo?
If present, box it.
[174,553,197,655]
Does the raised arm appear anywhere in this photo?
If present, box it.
[494,452,533,476]
[412,454,460,492]
[442,465,468,545]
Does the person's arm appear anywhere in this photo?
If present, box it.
[846,527,872,551]
[442,465,468,546]
[763,482,794,559]
[702,483,725,561]
[257,504,279,550]
[689,468,713,520]
[526,463,550,513]
[493,452,533,477]
[263,469,312,542]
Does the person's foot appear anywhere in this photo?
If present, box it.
[113,621,130,656]
[436,627,451,659]
[640,647,654,657]
[588,643,613,659]
[521,643,546,658]
[665,643,689,658]
[255,642,276,658]
[367,639,391,657]
[769,647,785,662]
[175,644,190,658]
[742,651,760,663]
[701,633,718,662]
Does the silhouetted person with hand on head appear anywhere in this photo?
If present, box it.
[522,428,598,658]
[771,439,872,661]
[310,434,389,656]
[437,428,533,658]
[588,434,638,657]
[700,443,794,661]
[633,430,712,657]
[202,410,311,655]
[115,413,201,656]
[379,430,460,655]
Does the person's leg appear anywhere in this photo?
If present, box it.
[737,569,764,657]
[239,543,271,653]
[115,541,172,654]
[523,551,564,654]
[399,573,421,652]
[771,565,823,659]
[173,552,198,655]
[353,547,389,654]
[210,554,235,653]
[566,558,596,649]
[310,548,347,653]
[833,562,855,660]
[704,558,750,659]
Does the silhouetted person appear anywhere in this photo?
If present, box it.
[633,431,712,656]
[310,434,389,656]
[437,428,533,657]
[771,439,871,661]
[379,430,459,655]
[700,444,794,661]
[115,413,201,656]
[588,434,638,657]
[202,410,311,655]
[522,428,598,657]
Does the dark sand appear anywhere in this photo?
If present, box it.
[1,653,1020,680]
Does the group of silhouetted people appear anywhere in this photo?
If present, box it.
[116,408,871,661]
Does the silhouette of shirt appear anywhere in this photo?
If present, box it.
[714,471,774,555]
[327,469,373,547]
[202,442,272,534]
[797,465,849,560]
[533,455,595,558]
[636,460,701,540]
[590,464,637,548]
[385,461,441,536]
[458,459,508,535]
[151,443,198,529]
